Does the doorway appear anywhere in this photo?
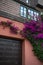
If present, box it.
[0,37,22,65]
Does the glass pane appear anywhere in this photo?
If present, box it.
[21,10,23,16]
[30,10,33,16]
[34,12,37,20]
[26,0,28,3]
[21,12,23,16]
[28,15,30,19]
[20,6,24,16]
[24,12,26,17]
[28,9,31,13]
[37,13,39,16]
[24,8,26,17]
[24,8,26,11]
[21,10,23,12]
[34,12,37,17]
[21,6,23,10]
[34,12,36,15]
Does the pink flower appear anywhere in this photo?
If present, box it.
[36,33,43,39]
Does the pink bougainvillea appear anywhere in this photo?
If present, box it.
[21,20,43,61]
[0,21,19,34]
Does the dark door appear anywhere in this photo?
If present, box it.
[0,37,22,65]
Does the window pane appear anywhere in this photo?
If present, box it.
[28,15,30,19]
[30,10,33,16]
[34,12,37,17]
[21,11,23,16]
[24,8,26,17]
[33,11,39,21]
[30,10,34,19]
[26,0,28,3]
[20,6,24,16]
[36,13,39,20]
[37,13,39,16]
[24,13,26,17]
[34,12,36,14]
[34,12,37,18]
[28,9,31,16]
[21,6,23,10]
[24,8,26,11]
[28,9,31,13]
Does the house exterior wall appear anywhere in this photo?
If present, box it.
[0,0,43,65]
[0,16,43,65]
[0,0,20,17]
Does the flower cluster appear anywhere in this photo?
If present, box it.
[22,20,43,39]
[10,25,18,34]
[0,20,12,27]
[0,21,18,34]
[21,20,43,61]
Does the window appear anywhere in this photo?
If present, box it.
[20,6,39,21]
[28,9,39,21]
[20,6,26,17]
[34,12,39,21]
[26,0,28,3]
[28,9,34,20]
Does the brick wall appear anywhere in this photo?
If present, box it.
[0,0,20,17]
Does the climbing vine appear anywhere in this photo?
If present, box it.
[0,20,18,34]
[21,20,43,61]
